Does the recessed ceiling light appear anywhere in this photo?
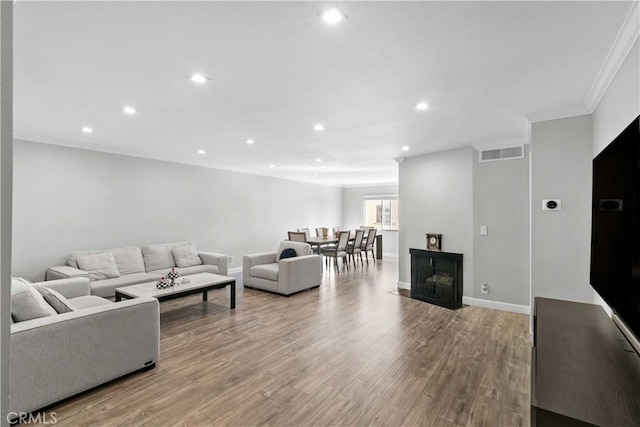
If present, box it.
[322,8,346,25]
[315,158,322,163]
[402,146,411,152]
[123,106,137,115]
[197,149,206,154]
[313,124,325,132]
[190,74,209,84]
[82,127,93,134]
[269,164,275,168]
[246,139,255,145]
[416,102,429,111]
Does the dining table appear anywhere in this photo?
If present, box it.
[305,231,382,259]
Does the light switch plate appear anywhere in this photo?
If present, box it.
[480,226,488,235]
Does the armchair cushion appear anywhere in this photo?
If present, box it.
[77,252,120,281]
[250,263,279,281]
[36,277,90,299]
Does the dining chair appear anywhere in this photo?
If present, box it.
[288,231,307,243]
[297,228,311,240]
[315,227,325,238]
[346,229,365,266]
[362,227,377,263]
[321,230,350,272]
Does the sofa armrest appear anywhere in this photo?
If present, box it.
[199,251,229,276]
[277,255,323,295]
[32,277,90,299]
[10,297,159,414]
[46,265,90,281]
[243,252,276,284]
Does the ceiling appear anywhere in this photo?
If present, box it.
[13,1,633,187]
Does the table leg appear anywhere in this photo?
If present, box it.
[230,281,236,309]
[203,290,208,301]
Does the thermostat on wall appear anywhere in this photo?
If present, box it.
[542,199,561,211]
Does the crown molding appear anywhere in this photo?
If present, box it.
[524,106,593,124]
[585,0,639,112]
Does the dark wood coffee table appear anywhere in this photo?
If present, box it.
[115,272,235,309]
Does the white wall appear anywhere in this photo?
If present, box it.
[398,147,474,292]
[342,184,399,257]
[12,140,343,280]
[473,149,529,305]
[593,39,639,157]
[530,115,593,304]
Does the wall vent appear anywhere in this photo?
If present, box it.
[479,145,524,163]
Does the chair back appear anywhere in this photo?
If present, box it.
[353,229,365,248]
[337,231,350,251]
[297,228,311,240]
[315,227,325,237]
[364,228,377,249]
[288,231,307,242]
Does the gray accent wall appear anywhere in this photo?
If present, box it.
[342,184,399,257]
[398,147,474,292]
[473,150,529,305]
[530,115,593,304]
[12,140,343,280]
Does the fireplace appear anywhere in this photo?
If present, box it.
[410,249,463,309]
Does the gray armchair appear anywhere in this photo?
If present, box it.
[243,241,322,295]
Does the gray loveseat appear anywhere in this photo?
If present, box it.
[10,277,159,415]
[46,241,228,298]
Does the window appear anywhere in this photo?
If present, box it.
[364,197,399,230]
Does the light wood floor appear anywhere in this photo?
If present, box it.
[43,258,531,427]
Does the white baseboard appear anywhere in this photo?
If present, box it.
[398,281,410,290]
[462,296,530,315]
[228,266,243,275]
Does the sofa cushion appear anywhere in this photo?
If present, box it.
[276,241,311,259]
[77,252,120,281]
[90,272,162,298]
[149,264,218,277]
[142,245,176,272]
[68,295,113,310]
[250,263,279,281]
[11,279,57,322]
[111,246,146,275]
[33,285,74,314]
[172,245,202,268]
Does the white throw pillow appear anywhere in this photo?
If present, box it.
[172,245,202,268]
[142,245,176,272]
[33,285,75,314]
[11,278,57,322]
[77,252,120,281]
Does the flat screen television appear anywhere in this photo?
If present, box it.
[590,115,640,343]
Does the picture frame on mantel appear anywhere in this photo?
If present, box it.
[426,233,442,251]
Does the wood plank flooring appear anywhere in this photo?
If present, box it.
[39,258,531,426]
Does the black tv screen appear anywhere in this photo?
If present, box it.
[590,115,640,340]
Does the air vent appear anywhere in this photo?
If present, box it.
[479,145,524,163]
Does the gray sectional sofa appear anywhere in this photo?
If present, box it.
[46,241,228,298]
[10,276,159,415]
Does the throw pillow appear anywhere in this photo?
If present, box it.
[141,245,176,272]
[279,248,297,260]
[11,278,57,322]
[172,245,203,268]
[33,285,75,314]
[76,252,120,281]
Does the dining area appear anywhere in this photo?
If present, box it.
[287,227,383,272]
